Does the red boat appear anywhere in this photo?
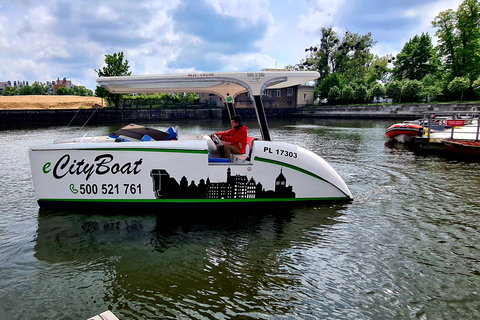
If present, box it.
[385,123,423,143]
[443,139,480,157]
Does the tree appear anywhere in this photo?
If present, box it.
[328,86,341,104]
[353,84,368,103]
[17,85,34,95]
[392,33,439,81]
[421,74,443,102]
[386,81,403,103]
[371,83,385,101]
[333,31,376,83]
[31,82,50,95]
[402,80,423,102]
[448,76,470,100]
[294,27,377,104]
[55,87,70,95]
[316,73,343,100]
[71,85,93,96]
[2,86,17,96]
[365,55,391,85]
[473,76,480,98]
[94,52,132,107]
[432,0,480,83]
[342,85,354,103]
[307,27,339,80]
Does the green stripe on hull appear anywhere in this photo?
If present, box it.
[253,156,351,198]
[71,148,207,154]
[39,197,350,203]
[254,156,328,182]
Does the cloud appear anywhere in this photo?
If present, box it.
[0,0,468,91]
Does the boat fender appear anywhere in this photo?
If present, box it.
[141,134,152,141]
[166,127,178,140]
[108,134,129,142]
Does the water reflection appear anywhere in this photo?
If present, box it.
[35,205,348,318]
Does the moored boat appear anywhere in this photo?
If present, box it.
[443,139,480,157]
[29,71,353,209]
[385,123,423,143]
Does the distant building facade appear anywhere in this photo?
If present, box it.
[198,84,315,109]
[0,77,74,95]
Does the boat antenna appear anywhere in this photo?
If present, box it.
[79,102,101,131]
[58,96,101,139]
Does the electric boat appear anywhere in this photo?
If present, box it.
[29,71,352,209]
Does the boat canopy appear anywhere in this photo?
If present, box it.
[96,71,320,141]
[97,71,319,101]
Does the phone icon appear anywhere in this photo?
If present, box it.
[69,184,78,194]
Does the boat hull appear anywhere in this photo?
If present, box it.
[443,139,480,157]
[385,124,422,142]
[29,139,352,209]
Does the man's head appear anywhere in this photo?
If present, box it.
[231,115,242,127]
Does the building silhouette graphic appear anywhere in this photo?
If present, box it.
[150,167,295,199]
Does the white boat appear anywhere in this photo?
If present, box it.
[29,71,352,209]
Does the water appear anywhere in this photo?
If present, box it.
[1,118,479,319]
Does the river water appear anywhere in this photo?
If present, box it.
[0,118,479,319]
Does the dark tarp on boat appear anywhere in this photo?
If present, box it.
[111,123,176,141]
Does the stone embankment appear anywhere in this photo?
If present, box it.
[293,102,480,120]
[1,100,480,126]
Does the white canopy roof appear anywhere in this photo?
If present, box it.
[97,71,319,101]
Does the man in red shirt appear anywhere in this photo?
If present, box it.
[215,115,248,158]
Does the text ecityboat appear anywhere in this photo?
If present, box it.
[29,71,353,209]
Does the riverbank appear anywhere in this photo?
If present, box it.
[1,95,480,126]
[0,95,104,110]
[292,102,480,119]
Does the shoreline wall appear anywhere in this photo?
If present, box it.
[1,102,480,126]
[293,102,480,119]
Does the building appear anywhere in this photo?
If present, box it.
[0,78,74,95]
[0,81,11,95]
[198,84,315,109]
[53,77,73,93]
[0,80,28,94]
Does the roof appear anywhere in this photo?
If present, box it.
[96,71,319,101]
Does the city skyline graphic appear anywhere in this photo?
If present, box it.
[150,167,295,199]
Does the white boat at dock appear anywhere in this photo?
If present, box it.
[28,71,352,209]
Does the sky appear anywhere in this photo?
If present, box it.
[0,0,464,91]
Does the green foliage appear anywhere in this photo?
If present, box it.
[294,27,378,104]
[328,86,341,103]
[17,85,34,95]
[353,84,368,103]
[94,52,131,107]
[386,81,403,103]
[432,0,480,82]
[392,33,439,81]
[31,82,51,95]
[371,83,386,99]
[473,77,480,97]
[55,87,70,95]
[447,76,471,100]
[402,80,423,102]
[2,86,17,96]
[12,82,51,95]
[421,74,443,101]
[342,85,354,103]
[316,73,344,100]
[122,92,200,104]
[70,85,93,96]
[365,56,390,85]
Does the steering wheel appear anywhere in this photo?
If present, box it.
[211,133,223,148]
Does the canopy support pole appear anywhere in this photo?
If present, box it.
[253,95,271,141]
[226,102,236,119]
